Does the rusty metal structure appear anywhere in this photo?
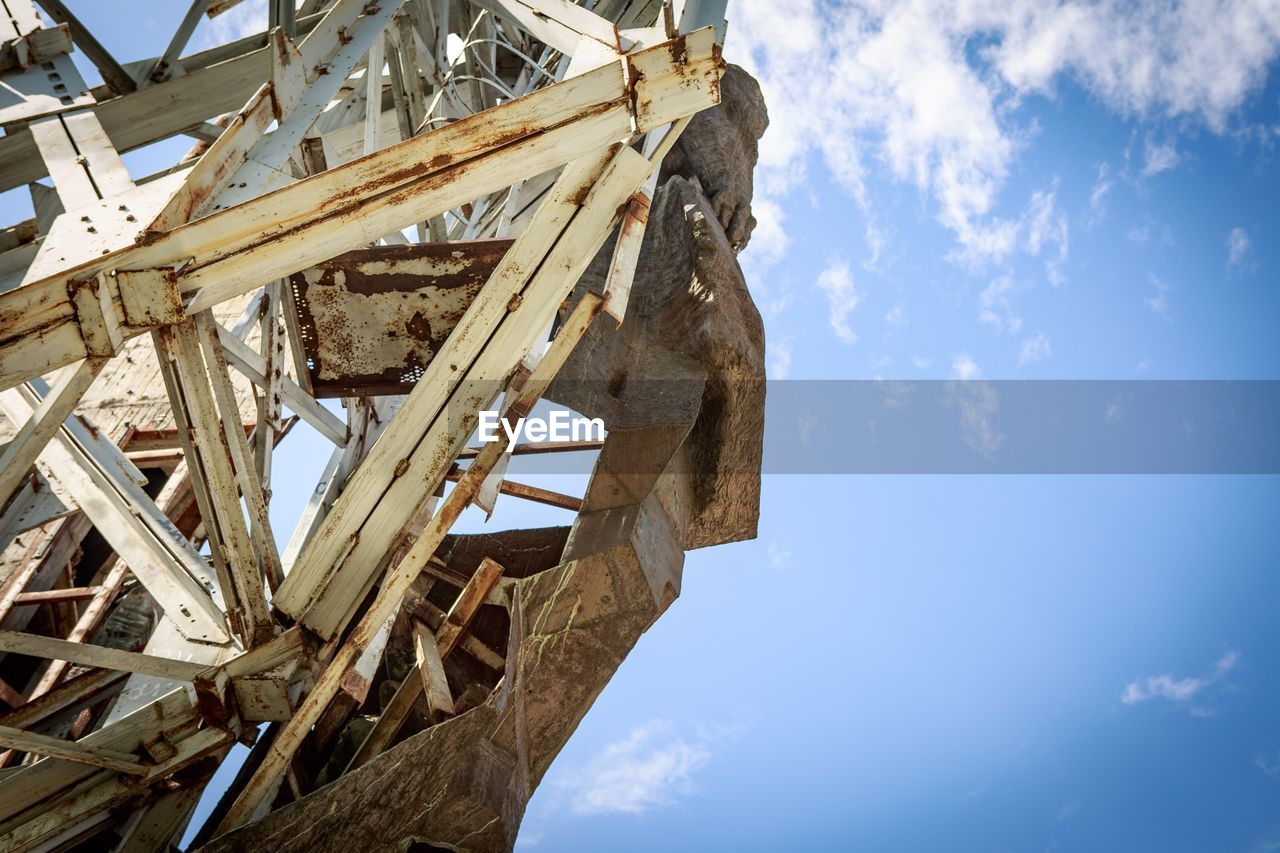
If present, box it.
[0,0,765,849]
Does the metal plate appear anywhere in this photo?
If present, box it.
[288,239,514,398]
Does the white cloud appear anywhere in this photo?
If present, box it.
[768,339,792,379]
[195,3,267,50]
[731,0,1280,266]
[1023,187,1069,283]
[1255,750,1280,777]
[949,378,1003,456]
[562,722,710,816]
[1057,800,1084,822]
[1121,650,1240,711]
[768,541,791,569]
[740,197,790,280]
[815,259,861,344]
[864,220,887,271]
[912,354,934,369]
[1141,137,1181,177]
[1227,226,1254,273]
[1018,331,1052,365]
[951,352,981,380]
[1089,162,1113,217]
[1144,275,1172,320]
[978,275,1022,333]
[885,303,907,327]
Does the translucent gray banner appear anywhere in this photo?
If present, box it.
[450,381,1280,475]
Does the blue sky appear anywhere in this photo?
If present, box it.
[3,1,1280,850]
[514,2,1280,851]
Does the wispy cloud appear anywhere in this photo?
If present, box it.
[1121,649,1240,713]
[1254,750,1280,777]
[558,721,713,816]
[1227,226,1255,274]
[1018,331,1052,366]
[195,3,267,50]
[768,541,792,570]
[816,259,861,344]
[768,339,793,379]
[978,275,1023,333]
[951,352,981,380]
[864,220,887,272]
[1144,275,1172,320]
[732,0,1280,269]
[1141,137,1181,177]
[1057,800,1084,822]
[885,304,907,328]
[1088,163,1114,221]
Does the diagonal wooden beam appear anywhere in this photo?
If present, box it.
[154,318,275,646]
[0,357,106,513]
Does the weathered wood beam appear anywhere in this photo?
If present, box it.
[154,319,275,646]
[0,668,129,731]
[0,357,106,513]
[11,586,102,605]
[0,726,232,850]
[443,467,583,512]
[471,0,621,56]
[0,725,147,775]
[0,28,723,389]
[0,631,208,681]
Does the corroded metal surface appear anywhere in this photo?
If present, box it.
[289,240,513,397]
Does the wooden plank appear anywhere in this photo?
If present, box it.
[0,725,146,775]
[443,468,583,512]
[0,688,196,826]
[0,726,232,851]
[412,621,451,721]
[437,557,503,657]
[0,631,207,681]
[60,110,135,198]
[0,668,129,730]
[67,275,122,356]
[28,117,98,211]
[193,312,284,596]
[22,559,128,703]
[12,586,101,604]
[143,0,213,84]
[155,320,274,646]
[470,0,619,56]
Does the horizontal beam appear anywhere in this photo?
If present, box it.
[0,630,209,682]
[0,724,147,775]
